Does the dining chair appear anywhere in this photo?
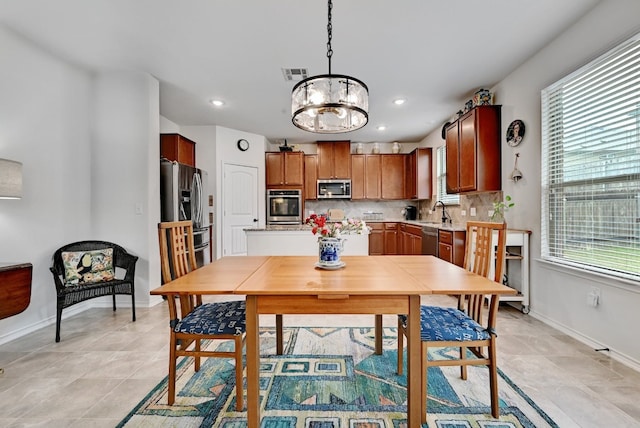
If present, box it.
[397,221,507,421]
[158,220,246,410]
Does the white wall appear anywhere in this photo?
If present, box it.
[92,72,161,308]
[421,0,640,367]
[0,26,93,341]
[0,26,163,344]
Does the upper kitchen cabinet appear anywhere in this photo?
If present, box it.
[304,154,318,200]
[406,147,432,200]
[317,141,351,179]
[351,154,381,200]
[265,152,304,187]
[160,133,196,167]
[445,105,501,193]
[381,154,405,200]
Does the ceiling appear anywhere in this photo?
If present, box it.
[0,0,599,146]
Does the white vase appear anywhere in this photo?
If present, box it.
[392,142,401,154]
[318,237,344,267]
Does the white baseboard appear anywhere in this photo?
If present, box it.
[528,309,640,373]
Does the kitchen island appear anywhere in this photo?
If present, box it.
[245,225,369,256]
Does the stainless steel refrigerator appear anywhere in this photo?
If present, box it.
[160,159,210,267]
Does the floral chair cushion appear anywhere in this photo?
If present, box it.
[61,248,114,285]
[399,305,490,342]
[174,300,246,336]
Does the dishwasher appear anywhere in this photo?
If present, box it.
[421,225,439,256]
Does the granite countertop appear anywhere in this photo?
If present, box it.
[367,218,467,231]
[247,220,466,232]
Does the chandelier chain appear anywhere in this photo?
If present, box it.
[326,0,333,74]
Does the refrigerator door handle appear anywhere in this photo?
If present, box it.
[192,172,203,227]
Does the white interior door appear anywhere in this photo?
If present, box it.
[223,163,258,256]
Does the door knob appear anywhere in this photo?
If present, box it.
[253,218,258,222]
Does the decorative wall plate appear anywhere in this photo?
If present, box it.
[506,120,525,147]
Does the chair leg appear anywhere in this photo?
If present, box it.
[112,291,116,312]
[276,314,283,355]
[131,290,136,321]
[397,318,404,375]
[55,301,63,343]
[460,345,468,380]
[168,336,178,405]
[234,335,244,411]
[488,339,500,418]
[195,340,201,372]
[422,342,428,425]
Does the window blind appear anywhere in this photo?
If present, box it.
[541,32,640,281]
[436,145,460,205]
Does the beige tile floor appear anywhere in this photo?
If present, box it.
[0,295,639,427]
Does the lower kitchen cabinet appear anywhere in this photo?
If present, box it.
[438,229,466,267]
[400,223,422,255]
[368,222,399,255]
[384,223,399,255]
[368,223,384,255]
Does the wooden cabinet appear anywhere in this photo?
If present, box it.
[368,223,384,255]
[400,223,422,255]
[317,141,351,179]
[265,152,304,187]
[351,154,381,200]
[384,223,399,255]
[445,105,501,193]
[161,133,196,167]
[368,222,399,255]
[381,155,406,199]
[0,263,32,320]
[406,148,432,200]
[303,155,318,200]
[438,229,466,267]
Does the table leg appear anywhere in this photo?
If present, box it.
[407,294,421,426]
[246,296,260,428]
[276,314,283,355]
[375,314,383,355]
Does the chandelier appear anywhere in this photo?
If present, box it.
[291,0,369,134]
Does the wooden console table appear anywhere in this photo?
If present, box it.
[0,262,32,375]
[0,262,33,320]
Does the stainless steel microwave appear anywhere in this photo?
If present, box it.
[317,179,351,199]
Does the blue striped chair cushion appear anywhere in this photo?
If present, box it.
[399,305,490,342]
[174,300,246,336]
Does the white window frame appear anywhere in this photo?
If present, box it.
[436,145,460,206]
[541,32,640,282]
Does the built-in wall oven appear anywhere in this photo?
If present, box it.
[267,189,302,225]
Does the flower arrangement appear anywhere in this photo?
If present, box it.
[305,214,369,239]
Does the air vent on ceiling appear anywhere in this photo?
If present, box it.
[282,68,309,82]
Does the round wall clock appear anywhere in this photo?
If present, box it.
[506,120,525,147]
[237,139,249,151]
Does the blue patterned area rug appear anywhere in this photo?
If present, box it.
[118,327,558,428]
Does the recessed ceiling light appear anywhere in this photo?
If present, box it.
[377,125,386,131]
[210,99,224,107]
[393,98,406,105]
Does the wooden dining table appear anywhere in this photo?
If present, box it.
[150,254,516,428]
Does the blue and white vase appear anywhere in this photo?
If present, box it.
[318,237,344,267]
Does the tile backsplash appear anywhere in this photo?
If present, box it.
[419,192,503,224]
[304,192,502,223]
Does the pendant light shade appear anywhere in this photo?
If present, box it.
[291,0,369,134]
[292,74,368,133]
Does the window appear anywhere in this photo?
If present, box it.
[541,32,640,281]
[436,145,459,205]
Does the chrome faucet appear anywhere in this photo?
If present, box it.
[433,200,451,224]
